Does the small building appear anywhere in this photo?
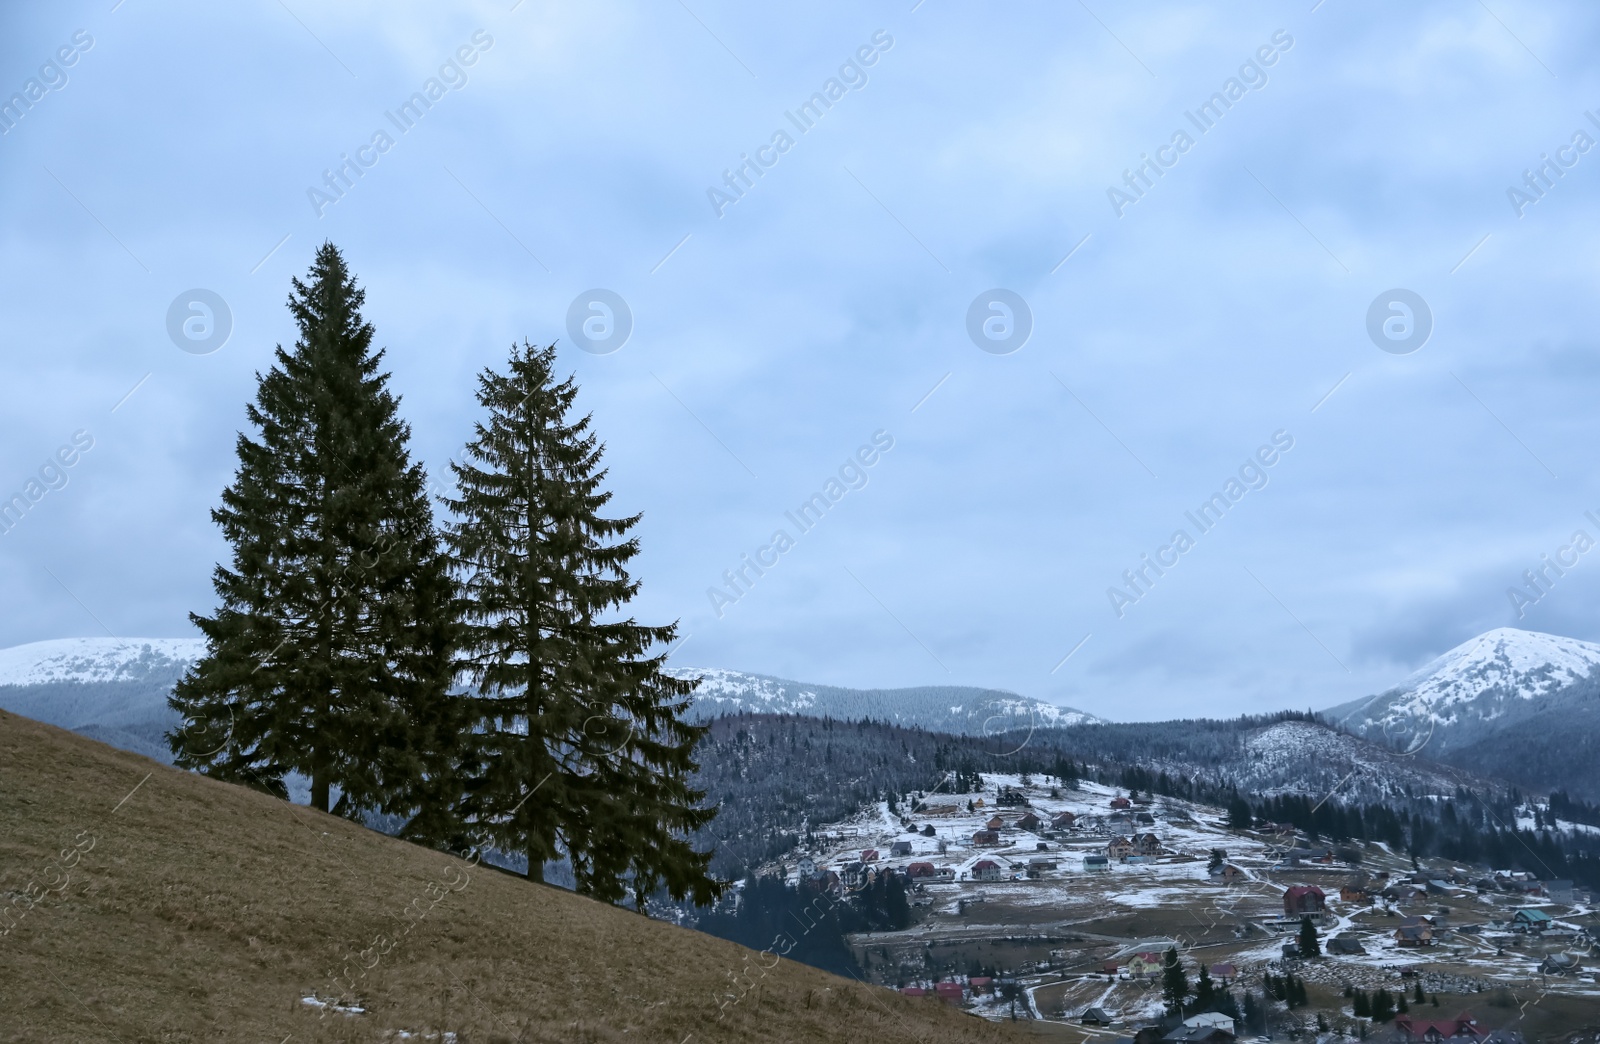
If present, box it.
[985,815,1005,831]
[996,786,1029,807]
[1106,836,1135,860]
[1327,933,1366,955]
[1083,854,1110,872]
[1545,879,1575,903]
[1207,963,1236,984]
[1211,863,1246,883]
[972,829,1000,847]
[933,981,964,1003]
[1132,832,1162,856]
[1110,796,1132,810]
[900,986,928,997]
[1539,953,1580,976]
[1340,884,1371,904]
[1135,811,1156,825]
[796,855,817,878]
[1395,924,1434,947]
[1283,884,1326,916]
[1050,811,1077,830]
[972,859,1004,882]
[861,849,880,863]
[1028,856,1058,871]
[890,841,912,857]
[1512,908,1553,932]
[906,861,936,879]
[1161,1026,1232,1044]
[968,975,993,993]
[1017,812,1043,832]
[1080,1006,1115,1025]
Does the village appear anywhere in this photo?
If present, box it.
[772,775,1600,1042]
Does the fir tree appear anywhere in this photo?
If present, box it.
[1352,989,1370,1017]
[169,243,455,828]
[442,340,719,908]
[1371,988,1395,1022]
[1298,915,1321,958]
[1160,947,1189,1015]
[1193,961,1216,1012]
[1413,981,1425,1004]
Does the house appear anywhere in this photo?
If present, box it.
[1183,1013,1236,1036]
[1340,884,1371,903]
[890,841,913,857]
[1132,832,1162,856]
[841,862,868,888]
[968,975,993,993]
[1017,812,1043,832]
[1083,854,1110,872]
[1211,863,1246,883]
[1395,924,1434,947]
[1327,933,1366,955]
[1539,953,1580,975]
[972,829,1000,847]
[972,859,1004,882]
[1124,855,1155,865]
[933,865,956,881]
[900,986,928,997]
[796,855,817,879]
[906,861,936,879]
[1080,1007,1115,1025]
[1160,1026,1233,1044]
[1544,879,1574,903]
[1393,1013,1482,1043]
[996,786,1029,806]
[985,815,1006,831]
[933,981,964,1003]
[1512,908,1552,932]
[1124,952,1162,978]
[1110,796,1132,810]
[1207,963,1236,984]
[1107,813,1135,833]
[1283,884,1326,916]
[1028,856,1058,871]
[860,849,880,863]
[1050,811,1077,830]
[1101,961,1119,976]
[1106,836,1135,860]
[1135,811,1156,826]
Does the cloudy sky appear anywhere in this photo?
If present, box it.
[3,0,1599,722]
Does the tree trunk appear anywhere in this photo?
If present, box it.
[312,772,329,813]
[527,842,545,882]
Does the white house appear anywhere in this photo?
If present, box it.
[1183,1012,1236,1036]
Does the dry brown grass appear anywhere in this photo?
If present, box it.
[0,710,1028,1043]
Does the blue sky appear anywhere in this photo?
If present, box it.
[4,0,1600,722]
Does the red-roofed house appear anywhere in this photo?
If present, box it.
[861,849,879,863]
[968,976,993,993]
[1284,885,1326,916]
[1017,812,1042,832]
[1394,1013,1483,1043]
[1208,963,1236,984]
[900,986,928,998]
[972,829,1000,846]
[973,859,1004,882]
[934,981,964,1003]
[1050,811,1077,830]
[985,815,1005,831]
[906,861,936,878]
[1110,797,1132,810]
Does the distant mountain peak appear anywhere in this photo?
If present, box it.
[665,665,1102,734]
[1326,626,1600,772]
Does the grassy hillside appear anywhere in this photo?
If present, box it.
[0,710,1024,1043]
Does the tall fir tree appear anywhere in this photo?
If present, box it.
[1160,947,1189,1015]
[443,340,719,908]
[169,243,456,828]
[1298,914,1321,957]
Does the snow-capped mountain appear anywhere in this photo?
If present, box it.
[666,666,1101,735]
[0,637,206,687]
[0,637,204,763]
[1325,626,1600,798]
[0,638,1099,766]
